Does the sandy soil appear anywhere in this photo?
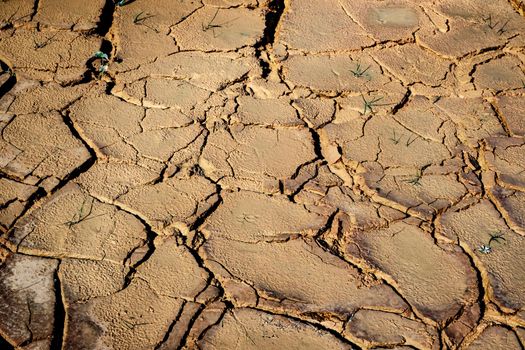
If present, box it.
[0,0,525,349]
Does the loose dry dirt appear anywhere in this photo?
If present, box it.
[0,0,525,349]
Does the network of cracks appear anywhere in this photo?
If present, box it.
[0,0,525,349]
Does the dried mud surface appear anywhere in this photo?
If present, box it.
[0,0,525,349]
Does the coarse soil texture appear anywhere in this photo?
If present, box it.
[1,0,525,349]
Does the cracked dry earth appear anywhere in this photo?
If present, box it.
[1,0,525,350]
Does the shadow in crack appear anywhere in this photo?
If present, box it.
[0,60,16,100]
[0,335,15,350]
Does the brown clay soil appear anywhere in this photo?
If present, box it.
[0,0,525,349]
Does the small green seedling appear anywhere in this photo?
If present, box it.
[0,8,17,29]
[201,8,238,37]
[33,32,59,49]
[404,169,423,186]
[64,198,95,228]
[351,63,371,79]
[483,14,499,29]
[478,244,491,254]
[114,0,130,6]
[483,15,510,36]
[93,51,109,61]
[361,95,384,115]
[478,232,506,254]
[134,11,155,24]
[202,8,222,32]
[405,134,418,147]
[239,213,258,223]
[0,8,31,29]
[98,64,109,78]
[92,51,110,79]
[389,130,402,145]
[497,19,509,35]
[122,319,150,330]
[488,232,506,246]
[133,11,158,32]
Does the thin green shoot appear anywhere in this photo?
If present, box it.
[389,130,402,145]
[361,95,384,115]
[351,63,371,79]
[404,169,423,186]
